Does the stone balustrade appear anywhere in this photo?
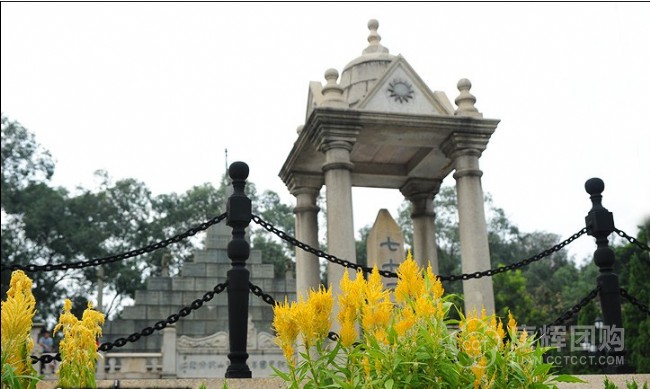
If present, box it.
[96,352,163,380]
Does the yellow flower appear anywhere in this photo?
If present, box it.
[1,270,38,386]
[425,264,444,299]
[519,328,528,344]
[362,356,371,378]
[54,299,105,388]
[462,334,482,358]
[462,309,481,333]
[394,252,424,304]
[295,294,316,347]
[394,306,416,337]
[359,268,392,345]
[273,298,300,363]
[414,295,436,320]
[507,311,517,334]
[490,315,505,348]
[471,356,488,389]
[339,318,357,348]
[307,286,333,342]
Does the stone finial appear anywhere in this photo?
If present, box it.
[296,125,304,135]
[321,68,347,108]
[454,78,482,118]
[363,19,389,54]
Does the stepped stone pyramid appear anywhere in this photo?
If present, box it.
[102,221,296,352]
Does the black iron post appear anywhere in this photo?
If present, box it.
[584,178,630,373]
[225,161,252,378]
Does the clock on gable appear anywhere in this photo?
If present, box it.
[387,78,414,103]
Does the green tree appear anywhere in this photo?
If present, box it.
[613,221,650,373]
[1,115,297,325]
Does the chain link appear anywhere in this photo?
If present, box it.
[544,286,600,330]
[620,288,650,316]
[5,213,227,273]
[614,228,650,252]
[30,282,228,364]
[252,214,586,282]
[249,282,278,306]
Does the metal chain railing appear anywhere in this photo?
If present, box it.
[620,288,650,316]
[249,281,340,342]
[439,228,586,282]
[252,214,587,282]
[4,213,227,273]
[545,286,600,328]
[614,228,650,252]
[534,286,601,343]
[31,282,228,365]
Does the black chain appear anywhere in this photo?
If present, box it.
[252,215,586,282]
[620,288,650,316]
[30,353,61,364]
[5,213,227,273]
[248,281,340,342]
[614,228,650,252]
[30,282,228,364]
[544,286,600,330]
[249,282,278,306]
[439,228,586,281]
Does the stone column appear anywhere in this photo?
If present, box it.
[400,178,441,273]
[289,173,323,298]
[161,324,177,378]
[321,139,357,301]
[312,67,358,305]
[442,133,495,315]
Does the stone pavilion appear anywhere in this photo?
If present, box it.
[279,19,500,314]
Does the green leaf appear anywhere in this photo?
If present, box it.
[271,366,291,381]
[384,378,394,389]
[554,374,587,383]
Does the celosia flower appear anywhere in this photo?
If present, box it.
[1,270,38,387]
[462,334,482,358]
[54,299,105,388]
[295,294,316,347]
[307,285,333,342]
[360,268,392,344]
[339,317,357,347]
[471,356,488,389]
[394,252,424,303]
[425,264,444,299]
[414,295,436,319]
[273,298,300,364]
[519,328,528,344]
[337,270,365,330]
[394,306,416,337]
[507,311,517,334]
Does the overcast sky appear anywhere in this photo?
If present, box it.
[2,3,649,265]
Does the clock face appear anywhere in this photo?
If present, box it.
[388,79,414,103]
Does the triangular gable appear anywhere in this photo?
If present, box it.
[357,55,454,115]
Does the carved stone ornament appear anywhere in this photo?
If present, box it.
[387,78,414,103]
[177,332,228,352]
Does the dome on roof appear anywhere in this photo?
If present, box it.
[339,19,396,107]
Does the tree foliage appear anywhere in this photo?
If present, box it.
[1,114,292,325]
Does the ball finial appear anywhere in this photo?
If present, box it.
[585,177,605,195]
[229,161,249,181]
[457,78,472,90]
[454,78,481,117]
[368,19,379,31]
[324,68,339,82]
